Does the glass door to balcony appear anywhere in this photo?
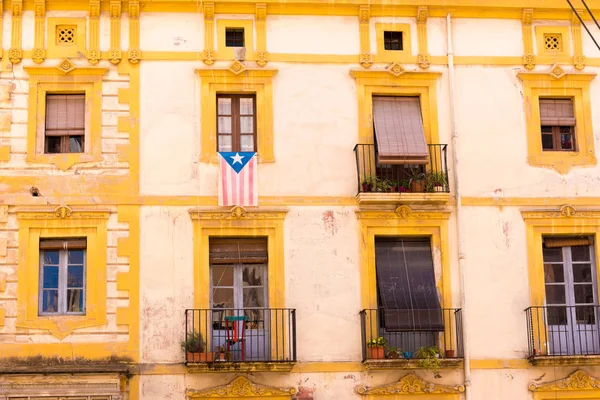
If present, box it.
[543,238,599,355]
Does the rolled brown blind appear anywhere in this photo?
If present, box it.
[45,94,85,136]
[39,238,87,250]
[540,99,576,126]
[544,236,592,248]
[209,238,268,264]
[372,96,429,165]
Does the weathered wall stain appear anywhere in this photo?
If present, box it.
[322,210,338,237]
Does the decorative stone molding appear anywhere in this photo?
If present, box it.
[54,205,73,218]
[0,373,123,398]
[548,63,567,79]
[227,60,246,75]
[386,61,406,76]
[32,0,46,64]
[355,373,465,395]
[109,0,122,64]
[358,4,371,68]
[572,10,586,70]
[522,9,535,70]
[128,0,141,64]
[521,204,600,220]
[529,370,600,391]
[418,53,431,69]
[189,206,288,221]
[187,376,296,398]
[360,52,373,68]
[88,0,101,64]
[202,3,215,65]
[356,206,451,220]
[9,0,23,64]
[523,54,536,70]
[256,3,268,66]
[416,6,430,69]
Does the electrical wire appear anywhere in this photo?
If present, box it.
[567,0,600,52]
[581,0,600,33]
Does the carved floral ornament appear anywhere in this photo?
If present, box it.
[355,373,465,395]
[356,205,451,220]
[189,205,288,221]
[522,204,600,220]
[529,370,600,391]
[16,205,110,221]
[187,376,296,398]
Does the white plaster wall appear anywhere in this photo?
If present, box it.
[140,12,204,51]
[370,17,417,56]
[266,15,359,55]
[428,17,447,56]
[452,18,523,56]
[140,206,194,363]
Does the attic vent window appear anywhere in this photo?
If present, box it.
[544,34,562,52]
[225,28,245,47]
[57,26,76,44]
[383,31,403,51]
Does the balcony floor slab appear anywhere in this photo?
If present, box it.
[363,358,462,371]
[186,361,295,373]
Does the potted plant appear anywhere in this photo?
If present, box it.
[375,179,390,192]
[386,346,401,359]
[387,180,398,193]
[416,346,442,378]
[408,167,426,193]
[366,337,387,360]
[402,351,413,359]
[445,349,455,358]
[181,331,214,362]
[361,175,378,192]
[214,345,228,361]
[426,171,448,193]
[398,179,410,193]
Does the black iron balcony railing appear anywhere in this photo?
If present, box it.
[354,144,449,194]
[184,308,296,364]
[360,308,463,362]
[526,305,600,357]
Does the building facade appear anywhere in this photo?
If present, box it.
[1,0,600,399]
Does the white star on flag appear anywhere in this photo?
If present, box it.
[230,153,244,164]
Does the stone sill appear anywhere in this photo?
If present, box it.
[0,364,131,375]
[357,192,450,205]
[186,361,295,373]
[529,355,600,366]
[363,358,462,371]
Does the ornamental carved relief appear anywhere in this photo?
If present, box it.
[202,50,215,66]
[416,6,428,24]
[523,54,536,70]
[256,3,267,20]
[386,61,405,77]
[522,9,533,26]
[574,55,586,70]
[87,49,101,65]
[549,63,567,79]
[529,370,600,391]
[8,48,22,64]
[228,60,246,75]
[418,53,431,69]
[54,205,73,219]
[187,376,296,398]
[356,207,451,220]
[256,51,269,67]
[189,206,288,221]
[109,50,122,65]
[360,52,373,68]
[359,5,370,23]
[128,49,141,64]
[355,373,465,395]
[204,3,215,20]
[521,205,600,219]
[89,0,100,18]
[32,48,46,64]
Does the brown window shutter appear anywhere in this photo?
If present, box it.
[372,96,429,164]
[540,98,576,126]
[209,238,268,264]
[543,236,591,248]
[45,94,85,136]
[40,238,87,250]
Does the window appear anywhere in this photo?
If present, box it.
[39,238,86,315]
[225,28,245,47]
[544,33,562,52]
[539,98,576,151]
[217,94,257,152]
[44,93,85,154]
[56,25,76,44]
[383,31,403,51]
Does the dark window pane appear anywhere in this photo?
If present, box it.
[547,306,567,325]
[383,31,403,51]
[576,306,596,324]
[573,263,593,283]
[541,126,553,133]
[67,289,84,312]
[572,245,591,262]
[544,263,564,283]
[225,28,244,47]
[212,288,234,308]
[43,265,59,289]
[545,284,566,304]
[68,136,84,153]
[543,247,563,262]
[45,136,62,153]
[42,290,58,313]
[67,265,84,288]
[542,133,554,150]
[574,284,594,304]
[560,134,573,150]
[68,250,84,264]
[242,265,264,286]
[212,265,234,287]
[43,250,59,265]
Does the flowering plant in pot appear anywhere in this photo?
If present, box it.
[181,331,214,362]
[361,175,378,192]
[386,346,401,359]
[366,336,387,360]
[426,171,448,193]
[416,346,442,378]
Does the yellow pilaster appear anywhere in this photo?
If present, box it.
[128,0,140,64]
[255,3,268,66]
[87,0,100,64]
[572,9,585,70]
[202,2,215,65]
[9,0,22,64]
[109,0,122,64]
[358,5,372,68]
[32,0,45,63]
[417,6,430,69]
[522,8,535,70]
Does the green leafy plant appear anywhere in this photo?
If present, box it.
[180,331,205,353]
[425,171,448,192]
[366,336,387,348]
[416,346,442,378]
[376,179,392,192]
[385,346,401,359]
[361,175,379,192]
[407,166,426,192]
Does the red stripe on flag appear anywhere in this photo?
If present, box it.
[248,156,255,205]
[221,156,229,206]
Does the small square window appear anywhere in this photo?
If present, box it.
[39,238,87,316]
[544,34,562,52]
[45,93,85,154]
[225,28,245,47]
[384,31,403,51]
[56,25,77,45]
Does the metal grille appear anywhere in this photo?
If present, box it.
[57,26,76,44]
[384,31,403,51]
[225,28,245,47]
[544,34,561,51]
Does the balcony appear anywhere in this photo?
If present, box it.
[360,308,463,371]
[184,308,296,372]
[526,305,600,365]
[354,144,450,205]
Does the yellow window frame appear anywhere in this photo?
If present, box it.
[518,71,596,174]
[15,207,109,340]
[216,19,255,60]
[375,23,413,62]
[47,17,87,59]
[196,68,277,163]
[535,26,571,58]
[24,65,108,171]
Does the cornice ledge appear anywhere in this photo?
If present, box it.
[529,369,600,391]
[521,204,600,219]
[517,70,597,81]
[15,205,112,219]
[195,68,278,78]
[189,205,288,220]
[355,372,465,395]
[355,204,451,220]
[24,66,109,77]
[187,376,296,398]
[350,68,442,80]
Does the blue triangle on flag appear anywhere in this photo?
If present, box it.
[218,152,256,173]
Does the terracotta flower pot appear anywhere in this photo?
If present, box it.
[410,180,425,193]
[445,349,455,358]
[369,346,385,360]
[361,183,372,192]
[186,352,215,362]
